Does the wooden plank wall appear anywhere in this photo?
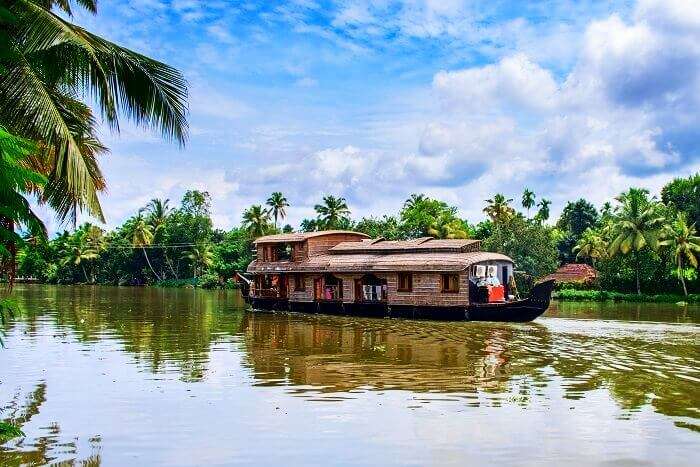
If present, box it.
[306,234,366,257]
[288,274,314,302]
[386,272,470,306]
[287,271,470,306]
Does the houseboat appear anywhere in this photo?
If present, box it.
[245,231,554,322]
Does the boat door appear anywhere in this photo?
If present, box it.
[502,265,509,299]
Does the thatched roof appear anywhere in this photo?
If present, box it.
[330,237,480,254]
[247,251,513,274]
[254,230,368,244]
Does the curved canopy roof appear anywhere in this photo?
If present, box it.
[253,230,368,244]
[247,251,513,274]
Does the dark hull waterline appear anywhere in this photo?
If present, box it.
[247,279,555,323]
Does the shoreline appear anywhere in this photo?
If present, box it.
[553,289,699,303]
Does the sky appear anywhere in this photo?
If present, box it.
[47,0,700,232]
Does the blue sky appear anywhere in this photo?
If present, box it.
[49,0,700,231]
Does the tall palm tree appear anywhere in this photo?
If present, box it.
[573,228,608,267]
[608,188,664,294]
[522,188,536,217]
[659,213,700,296]
[0,0,188,223]
[181,243,214,279]
[144,198,171,232]
[314,195,350,230]
[131,215,160,281]
[266,192,289,229]
[483,194,514,223]
[536,199,552,222]
[0,128,46,288]
[242,205,271,238]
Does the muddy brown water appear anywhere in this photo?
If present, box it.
[1,285,698,466]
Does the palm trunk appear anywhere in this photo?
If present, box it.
[81,264,89,283]
[678,257,688,297]
[634,250,641,295]
[142,247,161,281]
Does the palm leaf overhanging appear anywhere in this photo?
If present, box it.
[0,0,188,224]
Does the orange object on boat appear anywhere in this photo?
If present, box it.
[487,285,505,302]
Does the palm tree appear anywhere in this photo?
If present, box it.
[314,195,351,230]
[131,215,160,281]
[144,198,171,232]
[0,128,46,288]
[659,213,700,296]
[242,205,271,238]
[608,188,664,294]
[266,192,289,229]
[573,228,608,267]
[61,234,98,283]
[427,214,470,239]
[522,188,536,217]
[536,199,552,222]
[0,0,188,224]
[404,193,426,210]
[483,194,514,223]
[181,243,214,279]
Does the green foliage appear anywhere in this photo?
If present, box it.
[482,214,559,281]
[355,216,405,240]
[0,421,24,440]
[661,173,700,227]
[400,194,468,238]
[0,128,47,267]
[0,0,188,223]
[554,289,700,303]
[266,192,289,228]
[314,195,351,230]
[242,204,272,238]
[557,199,598,263]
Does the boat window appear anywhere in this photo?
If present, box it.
[441,274,460,293]
[275,243,292,261]
[397,273,412,292]
[294,274,305,291]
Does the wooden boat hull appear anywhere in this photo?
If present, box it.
[247,280,554,323]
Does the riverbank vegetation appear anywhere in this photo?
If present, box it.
[14,173,700,299]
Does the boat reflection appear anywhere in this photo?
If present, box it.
[241,312,554,396]
[240,311,699,430]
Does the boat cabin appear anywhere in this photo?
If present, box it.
[246,231,516,319]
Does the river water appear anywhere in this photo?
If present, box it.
[1,285,698,466]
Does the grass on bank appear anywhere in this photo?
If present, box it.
[553,288,700,303]
[154,274,241,290]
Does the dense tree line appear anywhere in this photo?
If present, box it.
[16,172,700,296]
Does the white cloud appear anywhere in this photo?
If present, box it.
[433,54,559,114]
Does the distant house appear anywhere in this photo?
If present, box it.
[544,264,597,286]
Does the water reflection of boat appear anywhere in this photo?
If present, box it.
[245,231,554,322]
[241,312,553,394]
